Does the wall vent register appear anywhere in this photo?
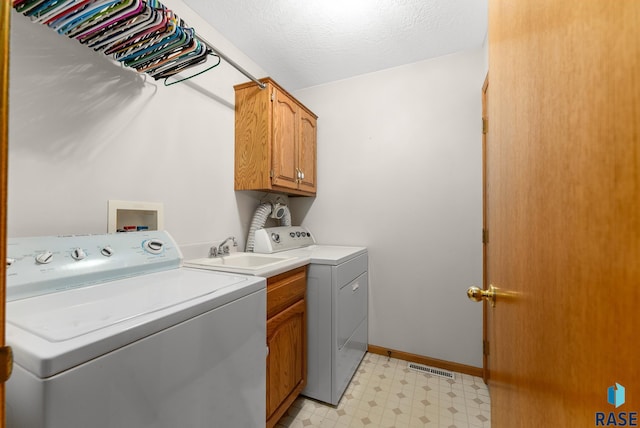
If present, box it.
[407,362,455,380]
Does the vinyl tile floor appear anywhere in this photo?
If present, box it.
[275,353,491,428]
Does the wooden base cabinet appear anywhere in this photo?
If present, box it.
[266,266,307,428]
[234,78,317,196]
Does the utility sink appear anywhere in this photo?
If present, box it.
[184,253,301,276]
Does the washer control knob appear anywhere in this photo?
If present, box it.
[143,239,164,254]
[35,251,54,264]
[101,246,114,257]
[71,248,87,261]
[271,233,280,243]
[289,232,295,238]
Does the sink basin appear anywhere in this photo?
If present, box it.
[185,253,297,272]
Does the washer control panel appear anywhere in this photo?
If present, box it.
[254,226,316,253]
[6,231,182,301]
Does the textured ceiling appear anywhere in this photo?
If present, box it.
[183,0,488,91]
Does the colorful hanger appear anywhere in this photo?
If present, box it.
[13,0,222,85]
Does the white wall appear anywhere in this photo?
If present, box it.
[291,49,485,367]
[8,0,267,254]
[9,3,485,367]
[483,31,489,75]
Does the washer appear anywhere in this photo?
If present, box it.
[5,231,266,428]
[253,226,368,406]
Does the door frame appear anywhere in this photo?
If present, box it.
[481,73,489,384]
[1,0,11,425]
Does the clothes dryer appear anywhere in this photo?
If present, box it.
[254,226,368,405]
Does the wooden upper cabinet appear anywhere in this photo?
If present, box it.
[234,78,317,196]
[272,88,299,190]
[297,109,317,193]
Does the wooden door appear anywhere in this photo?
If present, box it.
[266,299,305,427]
[272,88,299,190]
[1,2,10,426]
[297,110,317,193]
[487,1,640,426]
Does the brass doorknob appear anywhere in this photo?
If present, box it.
[467,285,496,307]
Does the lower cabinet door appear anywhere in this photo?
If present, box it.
[266,298,306,424]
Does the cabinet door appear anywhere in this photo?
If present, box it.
[234,82,272,191]
[272,89,299,190]
[266,299,306,422]
[298,109,317,193]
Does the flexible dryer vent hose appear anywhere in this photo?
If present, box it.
[245,203,291,252]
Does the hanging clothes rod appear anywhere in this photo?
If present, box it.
[198,35,266,90]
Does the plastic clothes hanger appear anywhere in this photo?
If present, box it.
[100,8,164,54]
[26,0,69,19]
[162,51,221,86]
[60,0,131,36]
[68,0,137,38]
[135,35,197,73]
[71,0,142,40]
[46,0,105,27]
[146,37,205,76]
[95,8,161,51]
[138,32,201,73]
[12,0,227,86]
[105,8,170,56]
[152,41,209,78]
[122,26,185,68]
[113,12,176,61]
[30,0,80,24]
[40,0,94,25]
[51,0,120,35]
[82,4,153,49]
[15,0,50,14]
[125,26,191,69]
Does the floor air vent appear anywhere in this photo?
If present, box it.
[407,362,455,379]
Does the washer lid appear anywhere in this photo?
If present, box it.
[7,268,264,378]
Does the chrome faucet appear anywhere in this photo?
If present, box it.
[210,236,238,257]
